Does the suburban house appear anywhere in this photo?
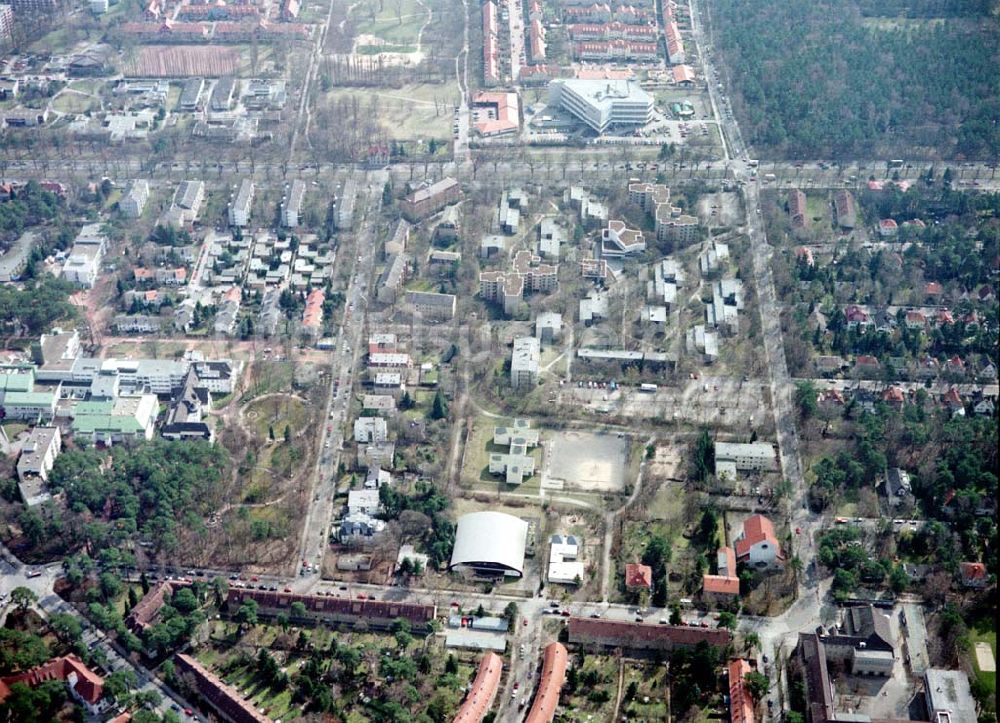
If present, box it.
[734,514,784,569]
[625,562,652,592]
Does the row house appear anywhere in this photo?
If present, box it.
[483,1,499,86]
[121,20,208,42]
[575,39,658,61]
[568,21,658,42]
[528,18,547,64]
[664,19,684,64]
[176,3,260,20]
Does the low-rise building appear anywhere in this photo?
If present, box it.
[548,533,585,584]
[702,546,739,601]
[173,654,270,723]
[734,514,784,569]
[714,441,776,482]
[489,419,539,484]
[354,416,388,443]
[569,618,731,653]
[535,311,563,344]
[281,179,306,227]
[61,223,107,288]
[625,562,652,591]
[405,290,456,320]
[400,177,460,221]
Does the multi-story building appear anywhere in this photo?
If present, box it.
[574,39,659,62]
[479,250,558,316]
[61,223,107,288]
[0,4,14,44]
[228,179,254,227]
[120,179,149,218]
[16,426,60,506]
[510,337,540,389]
[714,441,776,481]
[601,219,645,256]
[482,1,499,86]
[549,79,653,134]
[400,177,460,221]
[281,179,305,227]
[405,290,456,319]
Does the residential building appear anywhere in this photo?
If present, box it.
[0,656,104,716]
[579,290,609,324]
[400,177,460,221]
[569,618,731,653]
[453,652,503,723]
[548,79,653,134]
[834,190,856,229]
[625,562,652,591]
[61,223,107,288]
[210,77,236,111]
[699,240,730,275]
[226,588,436,631]
[228,179,254,227]
[281,179,305,227]
[959,561,988,589]
[354,416,388,443]
[16,426,60,506]
[601,219,645,256]
[302,288,324,337]
[707,278,744,335]
[173,654,270,723]
[406,290,456,319]
[734,514,784,569]
[538,217,566,259]
[377,253,407,304]
[510,337,540,389]
[714,441,776,481]
[702,546,739,600]
[179,77,204,110]
[214,287,241,336]
[878,218,898,237]
[535,311,563,343]
[479,250,558,315]
[385,219,410,256]
[728,659,756,723]
[347,488,382,516]
[881,467,913,513]
[120,179,150,218]
[435,205,460,243]
[482,0,499,85]
[788,189,808,229]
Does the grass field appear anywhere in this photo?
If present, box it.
[351,0,428,46]
[972,621,996,695]
[51,91,101,114]
[322,84,457,141]
[244,394,311,440]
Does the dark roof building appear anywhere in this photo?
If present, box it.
[568,617,731,652]
[174,654,270,723]
[227,589,436,630]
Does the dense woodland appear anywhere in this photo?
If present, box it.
[711,0,1000,159]
[4,441,229,562]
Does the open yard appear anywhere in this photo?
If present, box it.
[320,84,458,141]
[350,0,429,48]
[544,430,629,493]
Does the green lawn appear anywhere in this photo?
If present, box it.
[971,622,996,695]
[351,0,428,46]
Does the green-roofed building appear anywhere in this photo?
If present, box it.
[71,393,157,447]
[0,366,35,393]
[1,390,56,421]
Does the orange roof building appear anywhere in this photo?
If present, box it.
[302,288,324,334]
[472,91,520,137]
[735,514,784,568]
[452,652,503,723]
[625,562,652,590]
[524,643,568,723]
[703,546,739,598]
[728,658,756,723]
[960,562,988,588]
[0,655,104,713]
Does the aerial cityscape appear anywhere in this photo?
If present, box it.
[0,0,995,720]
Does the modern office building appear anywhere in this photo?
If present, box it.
[548,79,653,134]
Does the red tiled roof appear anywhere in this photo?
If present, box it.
[625,562,652,589]
[568,617,731,650]
[227,589,436,626]
[0,655,104,705]
[735,514,782,561]
[924,281,943,296]
[882,386,905,403]
[524,643,567,723]
[728,658,756,723]
[174,654,270,723]
[703,574,739,595]
[452,652,503,723]
[960,561,986,583]
[856,355,879,367]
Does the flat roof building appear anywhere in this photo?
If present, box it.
[281,179,305,227]
[16,426,60,506]
[548,79,653,134]
[511,337,540,390]
[229,179,254,227]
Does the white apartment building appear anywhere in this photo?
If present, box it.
[228,179,255,227]
[282,179,305,227]
[510,336,540,390]
[61,223,107,288]
[714,441,777,481]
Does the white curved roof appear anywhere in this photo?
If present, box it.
[449,511,529,576]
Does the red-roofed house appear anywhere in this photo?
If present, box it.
[878,219,898,237]
[0,656,105,715]
[453,652,503,723]
[569,617,731,652]
[735,514,783,569]
[855,355,880,369]
[936,309,954,325]
[844,305,870,328]
[818,389,845,407]
[672,64,695,86]
[942,387,965,417]
[728,658,756,723]
[881,386,905,409]
[703,547,739,600]
[794,246,814,266]
[946,355,966,373]
[904,310,927,330]
[959,562,988,589]
[924,281,943,299]
[625,562,652,591]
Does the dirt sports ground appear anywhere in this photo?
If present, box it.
[123,46,241,77]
